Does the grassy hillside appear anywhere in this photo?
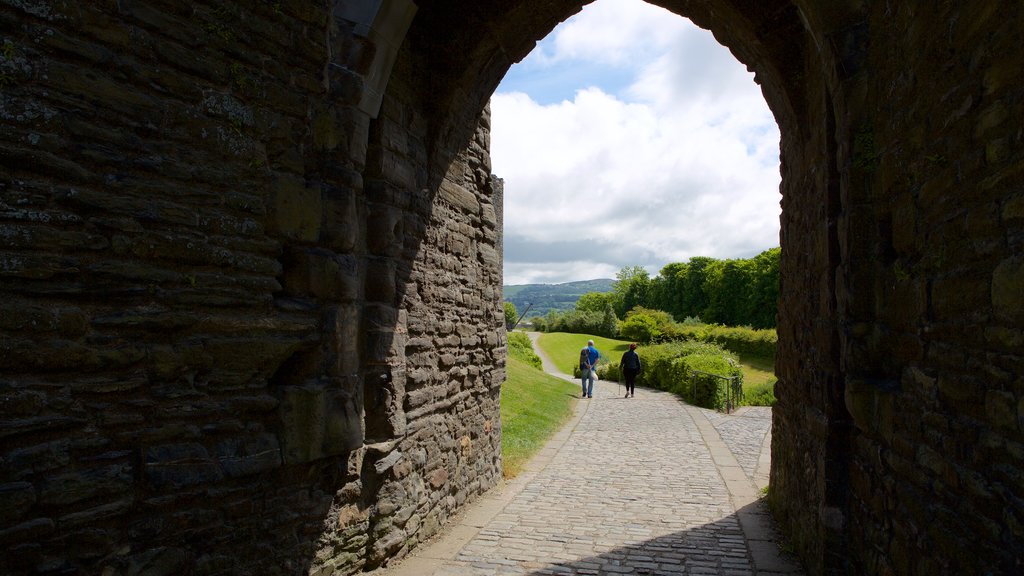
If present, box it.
[500,356,578,478]
[537,332,631,375]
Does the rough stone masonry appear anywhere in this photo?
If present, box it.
[0,1,1022,576]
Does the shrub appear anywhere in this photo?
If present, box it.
[619,313,660,343]
[634,341,742,410]
[596,362,621,382]
[541,310,617,338]
[682,353,743,411]
[675,323,776,359]
[507,332,542,370]
[744,379,777,406]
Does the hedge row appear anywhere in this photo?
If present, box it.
[672,324,777,359]
[584,341,743,411]
[507,331,542,370]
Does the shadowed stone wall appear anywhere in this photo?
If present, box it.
[0,2,501,574]
[1,1,1022,575]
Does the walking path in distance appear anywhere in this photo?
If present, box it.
[375,333,802,575]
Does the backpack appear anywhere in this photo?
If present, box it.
[579,348,590,369]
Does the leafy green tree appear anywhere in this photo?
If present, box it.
[619,306,676,343]
[611,266,652,318]
[679,257,715,320]
[746,248,780,329]
[649,262,688,319]
[619,313,660,343]
[600,303,618,338]
[702,259,752,326]
[575,291,612,313]
[504,301,519,330]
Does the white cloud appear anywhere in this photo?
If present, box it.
[493,0,780,286]
[536,0,682,66]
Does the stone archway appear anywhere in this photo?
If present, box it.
[379,1,846,573]
[0,2,1021,575]
[367,1,1024,574]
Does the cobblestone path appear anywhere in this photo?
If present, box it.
[381,338,802,576]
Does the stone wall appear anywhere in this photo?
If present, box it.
[2,1,1023,575]
[836,4,1024,574]
[0,2,501,574]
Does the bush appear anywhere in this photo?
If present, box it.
[744,379,777,406]
[597,362,621,382]
[683,353,743,411]
[634,341,742,410]
[507,332,542,370]
[539,309,617,338]
[675,324,776,359]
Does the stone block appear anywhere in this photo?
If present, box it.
[365,257,397,303]
[0,518,55,545]
[215,434,282,477]
[322,183,360,253]
[326,304,361,378]
[438,180,480,214]
[271,175,323,243]
[367,204,403,256]
[116,546,190,576]
[39,464,133,506]
[985,390,1018,431]
[144,443,224,490]
[279,383,364,464]
[0,482,36,525]
[992,254,1024,321]
[283,247,360,301]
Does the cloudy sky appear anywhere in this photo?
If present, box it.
[491,0,781,286]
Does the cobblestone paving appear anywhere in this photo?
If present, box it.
[427,382,788,575]
[702,407,772,480]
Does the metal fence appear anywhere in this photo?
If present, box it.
[690,369,743,413]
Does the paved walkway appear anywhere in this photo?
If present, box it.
[377,335,802,576]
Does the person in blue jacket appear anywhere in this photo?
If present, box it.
[579,339,600,398]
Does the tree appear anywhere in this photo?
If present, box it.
[679,257,715,320]
[619,306,677,343]
[576,291,612,313]
[599,303,618,338]
[746,248,780,329]
[503,301,518,330]
[649,262,688,319]
[611,265,652,318]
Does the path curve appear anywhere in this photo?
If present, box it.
[376,335,801,576]
[525,331,573,380]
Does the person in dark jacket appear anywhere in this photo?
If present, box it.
[619,343,641,398]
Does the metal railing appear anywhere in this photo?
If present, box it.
[690,369,743,413]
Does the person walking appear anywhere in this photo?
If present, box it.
[619,343,641,398]
[579,339,600,398]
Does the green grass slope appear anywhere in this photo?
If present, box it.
[536,332,631,375]
[500,356,579,478]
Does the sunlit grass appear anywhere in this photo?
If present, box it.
[501,356,579,478]
[736,352,775,388]
[535,332,631,374]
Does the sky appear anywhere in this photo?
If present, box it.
[491,0,781,286]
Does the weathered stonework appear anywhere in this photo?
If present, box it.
[0,1,1021,575]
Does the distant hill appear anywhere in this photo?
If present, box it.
[503,279,615,318]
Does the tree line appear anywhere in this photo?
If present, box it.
[523,247,780,333]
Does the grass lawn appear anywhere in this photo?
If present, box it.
[736,352,776,390]
[536,332,632,374]
[501,356,579,478]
